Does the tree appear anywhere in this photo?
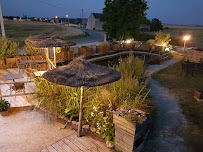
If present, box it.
[101,0,148,40]
[150,18,163,31]
[155,31,171,46]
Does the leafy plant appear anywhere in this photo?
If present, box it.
[23,40,40,55]
[0,37,20,59]
[0,99,10,111]
[155,31,171,46]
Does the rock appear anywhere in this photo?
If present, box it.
[90,127,96,132]
[106,141,114,149]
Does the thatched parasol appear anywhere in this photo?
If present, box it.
[32,36,76,68]
[42,57,121,137]
[27,33,52,42]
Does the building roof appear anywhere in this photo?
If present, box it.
[92,13,102,19]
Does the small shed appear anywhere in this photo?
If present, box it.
[86,13,104,30]
[139,24,151,32]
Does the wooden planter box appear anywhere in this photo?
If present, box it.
[64,51,74,61]
[78,48,94,57]
[151,46,162,53]
[96,45,110,54]
[0,59,5,69]
[113,114,149,152]
[194,90,203,102]
[138,44,151,51]
[123,43,135,50]
[5,57,20,68]
[0,111,8,116]
[112,43,121,51]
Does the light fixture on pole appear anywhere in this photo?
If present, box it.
[183,35,191,52]
[66,14,69,25]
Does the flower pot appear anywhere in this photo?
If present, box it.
[0,111,8,116]
[113,114,149,152]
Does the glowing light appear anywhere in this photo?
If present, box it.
[183,35,190,41]
[162,43,166,47]
[55,16,58,19]
[66,15,69,18]
[126,39,131,44]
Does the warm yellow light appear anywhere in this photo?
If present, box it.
[55,16,58,19]
[183,35,190,41]
[162,43,166,47]
[66,15,69,18]
[126,39,131,44]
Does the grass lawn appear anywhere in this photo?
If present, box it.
[4,21,84,46]
[163,24,203,48]
[152,61,203,150]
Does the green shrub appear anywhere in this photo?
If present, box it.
[24,40,40,55]
[0,38,20,59]
[0,99,10,111]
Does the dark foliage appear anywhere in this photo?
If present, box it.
[150,18,163,31]
[101,0,148,40]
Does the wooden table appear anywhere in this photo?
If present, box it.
[3,74,24,82]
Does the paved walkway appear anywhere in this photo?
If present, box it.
[143,55,188,152]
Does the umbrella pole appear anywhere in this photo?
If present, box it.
[53,47,57,67]
[78,86,84,137]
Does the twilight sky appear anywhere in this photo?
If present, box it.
[1,0,203,25]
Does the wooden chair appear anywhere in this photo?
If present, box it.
[25,68,35,81]
[17,63,27,73]
[10,82,25,100]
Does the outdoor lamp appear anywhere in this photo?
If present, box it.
[126,39,131,44]
[183,35,191,51]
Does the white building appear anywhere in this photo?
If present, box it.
[86,13,103,30]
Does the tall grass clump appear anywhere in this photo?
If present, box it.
[34,77,81,121]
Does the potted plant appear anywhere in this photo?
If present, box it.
[0,99,11,116]
[113,108,149,152]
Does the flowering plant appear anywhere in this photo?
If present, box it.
[113,108,147,124]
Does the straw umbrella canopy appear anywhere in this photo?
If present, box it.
[32,36,76,67]
[42,57,121,137]
[27,33,52,42]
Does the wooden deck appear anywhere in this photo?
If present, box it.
[0,68,37,110]
[41,132,113,152]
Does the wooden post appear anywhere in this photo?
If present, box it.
[53,47,57,67]
[0,3,5,37]
[78,86,84,137]
[45,48,51,69]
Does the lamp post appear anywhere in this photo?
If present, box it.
[183,35,190,52]
[66,14,69,26]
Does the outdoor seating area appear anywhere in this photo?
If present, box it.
[0,68,37,108]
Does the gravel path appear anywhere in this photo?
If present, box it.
[143,55,188,152]
[0,110,75,152]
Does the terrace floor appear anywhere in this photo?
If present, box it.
[0,68,37,110]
